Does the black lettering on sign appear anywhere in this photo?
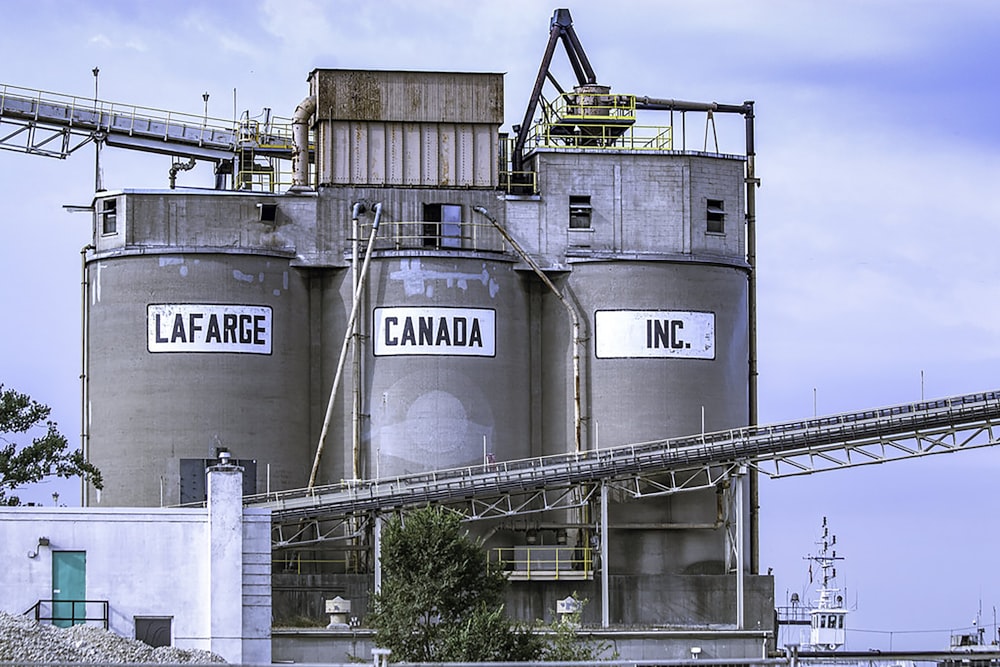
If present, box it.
[206,314,222,343]
[401,318,416,345]
[436,318,452,345]
[384,316,399,345]
[254,315,267,345]
[239,314,254,344]
[419,317,433,345]
[188,313,203,341]
[670,320,684,349]
[155,314,168,343]
[171,314,187,343]
[373,307,495,357]
[469,319,482,347]
[646,319,687,349]
[148,305,272,354]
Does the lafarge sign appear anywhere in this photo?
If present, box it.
[147,304,272,354]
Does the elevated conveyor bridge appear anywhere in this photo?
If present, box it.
[0,83,297,188]
[258,389,1000,628]
[257,389,1000,541]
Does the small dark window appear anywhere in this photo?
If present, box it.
[257,202,277,223]
[707,199,725,234]
[101,198,117,235]
[423,204,463,249]
[569,195,592,229]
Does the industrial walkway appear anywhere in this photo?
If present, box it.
[255,389,1000,529]
[0,83,292,162]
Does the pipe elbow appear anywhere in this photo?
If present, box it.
[293,95,317,123]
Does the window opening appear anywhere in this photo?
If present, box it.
[569,195,592,229]
[257,202,277,223]
[706,198,725,234]
[101,198,117,235]
[423,204,463,249]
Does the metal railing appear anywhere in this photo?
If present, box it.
[0,83,306,191]
[358,219,509,254]
[24,599,109,629]
[530,120,672,151]
[0,83,238,155]
[491,546,593,580]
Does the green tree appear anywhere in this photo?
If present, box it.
[0,384,102,505]
[541,598,616,661]
[367,505,543,662]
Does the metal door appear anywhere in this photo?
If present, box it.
[52,551,86,627]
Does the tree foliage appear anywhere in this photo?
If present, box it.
[367,505,543,662]
[541,600,616,661]
[0,384,103,505]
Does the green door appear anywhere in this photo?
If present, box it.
[52,551,86,627]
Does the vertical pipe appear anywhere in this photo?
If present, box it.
[310,203,381,488]
[744,102,760,574]
[473,206,583,453]
[736,465,746,629]
[373,514,384,594]
[600,481,610,627]
[352,212,362,480]
[291,95,317,190]
[79,243,94,506]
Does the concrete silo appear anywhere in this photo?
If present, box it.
[84,191,318,506]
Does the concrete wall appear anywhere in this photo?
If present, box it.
[0,465,271,664]
[271,625,773,663]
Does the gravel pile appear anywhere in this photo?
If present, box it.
[0,611,226,663]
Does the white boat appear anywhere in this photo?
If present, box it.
[776,516,848,652]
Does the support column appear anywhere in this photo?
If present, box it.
[600,482,609,628]
[373,514,384,594]
[208,456,244,663]
[735,465,746,629]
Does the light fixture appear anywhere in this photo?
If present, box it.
[27,536,50,559]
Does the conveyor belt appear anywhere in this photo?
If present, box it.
[254,389,1000,523]
[0,83,293,162]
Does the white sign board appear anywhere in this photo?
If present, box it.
[373,307,495,357]
[147,304,272,354]
[595,310,715,359]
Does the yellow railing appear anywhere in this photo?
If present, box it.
[551,91,637,123]
[531,121,672,151]
[499,170,538,195]
[490,546,593,580]
[273,553,367,575]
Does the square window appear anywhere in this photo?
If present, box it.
[707,198,725,234]
[101,198,117,235]
[569,195,592,229]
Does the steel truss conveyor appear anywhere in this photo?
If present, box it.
[0,83,294,164]
[257,389,1000,525]
[261,389,1000,629]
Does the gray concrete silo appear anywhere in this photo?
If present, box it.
[84,191,317,506]
[301,70,527,484]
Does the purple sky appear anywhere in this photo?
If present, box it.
[2,0,999,649]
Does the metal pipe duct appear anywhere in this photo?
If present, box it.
[291,95,316,190]
[309,202,382,488]
[473,206,583,453]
